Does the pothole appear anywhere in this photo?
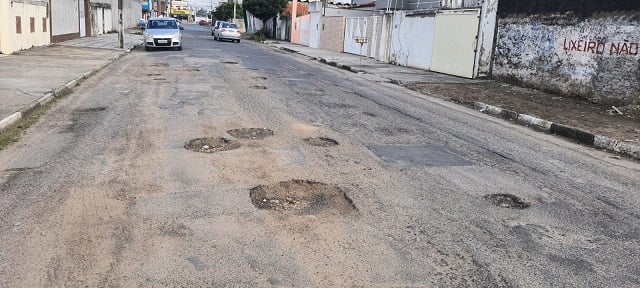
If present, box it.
[304,137,339,147]
[146,73,162,76]
[484,194,530,209]
[184,137,240,153]
[250,179,356,215]
[227,128,274,139]
[253,76,267,80]
[222,61,238,64]
[250,86,267,89]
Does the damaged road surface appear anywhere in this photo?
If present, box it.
[1,28,639,287]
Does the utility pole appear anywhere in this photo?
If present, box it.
[232,0,236,23]
[118,0,123,48]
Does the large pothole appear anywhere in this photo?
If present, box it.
[227,128,274,139]
[484,194,530,209]
[250,179,356,215]
[304,137,339,147]
[184,137,240,153]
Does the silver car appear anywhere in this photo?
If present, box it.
[213,22,241,43]
[144,17,183,51]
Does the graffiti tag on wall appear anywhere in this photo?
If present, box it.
[563,38,639,56]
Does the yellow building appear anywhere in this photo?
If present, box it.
[169,1,192,22]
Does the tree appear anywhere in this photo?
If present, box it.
[213,1,243,21]
[243,0,288,36]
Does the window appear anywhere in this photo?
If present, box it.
[30,17,35,33]
[16,16,21,34]
[43,18,47,32]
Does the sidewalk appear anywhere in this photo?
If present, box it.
[0,32,638,160]
[265,41,640,161]
[0,31,143,131]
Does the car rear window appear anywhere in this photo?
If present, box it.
[148,20,177,29]
[221,23,238,29]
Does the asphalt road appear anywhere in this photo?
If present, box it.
[1,24,639,287]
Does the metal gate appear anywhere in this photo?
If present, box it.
[430,9,480,78]
[344,17,368,56]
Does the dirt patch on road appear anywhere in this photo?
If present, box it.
[404,82,640,145]
[250,179,356,215]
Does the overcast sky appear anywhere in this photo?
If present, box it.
[188,0,235,11]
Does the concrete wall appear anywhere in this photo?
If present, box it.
[494,1,640,104]
[97,0,141,32]
[387,11,435,70]
[319,16,345,52]
[52,0,81,42]
[0,0,50,54]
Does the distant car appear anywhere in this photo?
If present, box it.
[199,19,209,26]
[213,22,241,43]
[144,17,183,51]
[210,20,225,36]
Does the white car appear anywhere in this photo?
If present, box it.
[144,17,183,51]
[213,22,241,43]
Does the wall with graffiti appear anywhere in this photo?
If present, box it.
[493,1,640,105]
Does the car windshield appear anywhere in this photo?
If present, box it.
[147,19,177,29]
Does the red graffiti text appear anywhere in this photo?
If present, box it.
[610,41,639,56]
[563,39,606,54]
[563,38,639,56]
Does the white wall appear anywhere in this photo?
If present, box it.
[52,0,80,38]
[0,1,50,54]
[494,13,640,104]
[308,2,322,48]
[388,11,436,70]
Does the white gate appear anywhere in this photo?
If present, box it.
[344,17,368,56]
[296,15,310,46]
[430,9,480,78]
[104,8,113,32]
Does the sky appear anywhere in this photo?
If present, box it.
[188,0,230,11]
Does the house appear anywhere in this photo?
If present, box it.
[0,0,143,54]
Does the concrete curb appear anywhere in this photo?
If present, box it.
[474,102,640,160]
[0,47,135,134]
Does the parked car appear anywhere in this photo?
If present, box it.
[144,17,183,51]
[199,19,209,26]
[213,22,241,43]
[210,20,225,36]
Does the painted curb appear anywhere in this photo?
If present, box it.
[474,101,640,160]
[0,112,22,131]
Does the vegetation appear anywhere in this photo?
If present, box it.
[212,1,243,22]
[243,0,288,34]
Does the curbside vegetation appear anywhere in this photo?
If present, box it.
[0,89,71,150]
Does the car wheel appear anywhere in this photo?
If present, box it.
[145,46,151,51]
[211,31,214,36]
[178,45,182,51]
[236,39,240,43]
